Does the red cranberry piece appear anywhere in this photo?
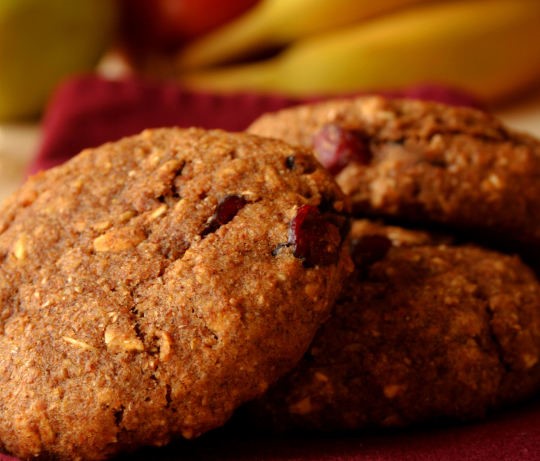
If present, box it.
[312,123,371,175]
[288,204,342,267]
[203,195,247,236]
[214,195,247,225]
[351,235,392,267]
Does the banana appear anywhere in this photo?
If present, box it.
[180,0,540,104]
[177,0,434,70]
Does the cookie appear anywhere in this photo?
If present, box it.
[0,127,351,460]
[248,96,540,255]
[247,220,540,431]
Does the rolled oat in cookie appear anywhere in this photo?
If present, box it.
[248,96,540,255]
[246,220,540,431]
[0,128,351,460]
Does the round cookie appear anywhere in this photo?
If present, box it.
[0,128,351,460]
[246,220,540,431]
[248,96,540,255]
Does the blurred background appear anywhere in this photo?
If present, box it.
[1,0,540,201]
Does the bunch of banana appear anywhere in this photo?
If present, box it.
[178,0,540,105]
[177,0,431,70]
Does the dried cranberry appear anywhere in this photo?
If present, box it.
[312,123,371,175]
[203,195,247,236]
[351,235,392,267]
[288,204,343,267]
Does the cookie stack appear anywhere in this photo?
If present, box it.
[247,96,540,430]
[0,97,539,460]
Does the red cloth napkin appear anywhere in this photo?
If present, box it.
[29,74,481,174]
[1,400,540,461]
[6,75,538,460]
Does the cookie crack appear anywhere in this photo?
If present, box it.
[113,405,125,428]
[466,287,512,373]
[165,384,172,409]
[483,302,512,374]
[154,159,186,203]
[129,305,146,345]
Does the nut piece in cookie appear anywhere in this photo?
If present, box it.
[248,96,540,256]
[0,128,351,460]
[247,220,540,431]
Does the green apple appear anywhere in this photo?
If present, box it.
[0,0,118,121]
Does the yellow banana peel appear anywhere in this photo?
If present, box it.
[180,0,540,104]
[177,0,433,70]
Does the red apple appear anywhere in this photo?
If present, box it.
[120,0,259,53]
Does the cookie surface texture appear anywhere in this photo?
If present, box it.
[248,96,540,254]
[0,128,350,460]
[248,220,540,430]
